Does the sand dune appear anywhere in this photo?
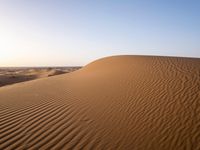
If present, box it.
[0,55,200,150]
[0,67,80,87]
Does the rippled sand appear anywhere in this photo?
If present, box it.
[0,55,200,150]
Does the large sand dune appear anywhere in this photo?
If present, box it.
[0,55,200,150]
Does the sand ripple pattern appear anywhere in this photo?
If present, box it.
[0,56,200,150]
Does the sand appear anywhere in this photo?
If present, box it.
[0,55,200,150]
[0,67,80,87]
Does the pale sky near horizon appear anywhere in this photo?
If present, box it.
[0,0,199,66]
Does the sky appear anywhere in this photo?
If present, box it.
[0,0,200,66]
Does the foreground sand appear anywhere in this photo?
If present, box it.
[0,55,200,150]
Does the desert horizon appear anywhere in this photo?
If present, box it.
[1,0,200,149]
[0,67,81,87]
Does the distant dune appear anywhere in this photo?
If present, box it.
[0,55,200,149]
[0,67,80,87]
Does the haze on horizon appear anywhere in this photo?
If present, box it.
[0,0,199,67]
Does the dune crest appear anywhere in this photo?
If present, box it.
[0,55,200,150]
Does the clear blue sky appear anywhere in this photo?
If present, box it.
[0,0,199,66]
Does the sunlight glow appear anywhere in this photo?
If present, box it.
[0,0,199,66]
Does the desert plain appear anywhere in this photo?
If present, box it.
[0,67,81,87]
[0,55,200,150]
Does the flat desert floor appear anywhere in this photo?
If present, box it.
[0,55,200,150]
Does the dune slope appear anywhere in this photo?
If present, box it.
[0,55,200,150]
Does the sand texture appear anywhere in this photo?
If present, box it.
[0,67,80,87]
[0,55,200,150]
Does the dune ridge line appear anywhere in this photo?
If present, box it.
[0,55,200,150]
